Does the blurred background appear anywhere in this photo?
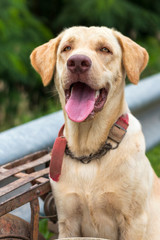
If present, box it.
[0,0,160,132]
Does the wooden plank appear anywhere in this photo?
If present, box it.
[0,168,49,197]
[0,181,51,217]
[0,154,50,181]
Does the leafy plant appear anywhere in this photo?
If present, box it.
[29,0,160,37]
[147,144,160,177]
[39,219,53,240]
[0,0,54,131]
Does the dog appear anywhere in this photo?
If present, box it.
[30,26,160,240]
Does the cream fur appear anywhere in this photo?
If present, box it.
[30,26,160,240]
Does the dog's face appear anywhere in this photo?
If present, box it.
[55,27,125,123]
[30,26,148,123]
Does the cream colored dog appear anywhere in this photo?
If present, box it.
[30,26,160,240]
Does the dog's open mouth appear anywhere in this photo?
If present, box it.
[65,82,108,122]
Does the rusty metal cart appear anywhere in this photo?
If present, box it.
[0,150,52,240]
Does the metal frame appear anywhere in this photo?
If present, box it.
[0,150,51,240]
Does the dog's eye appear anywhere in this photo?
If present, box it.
[63,46,71,52]
[100,47,112,54]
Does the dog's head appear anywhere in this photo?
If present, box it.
[30,26,148,123]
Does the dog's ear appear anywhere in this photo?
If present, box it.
[30,36,61,86]
[114,31,149,84]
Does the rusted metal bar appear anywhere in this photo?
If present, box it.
[0,154,50,181]
[25,167,37,185]
[0,181,51,217]
[30,199,40,240]
[0,235,29,239]
[15,172,48,183]
[0,168,48,184]
[0,168,49,197]
[1,150,48,169]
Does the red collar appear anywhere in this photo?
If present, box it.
[49,114,129,182]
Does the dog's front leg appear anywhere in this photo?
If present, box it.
[55,192,82,238]
[118,211,148,240]
[58,215,81,238]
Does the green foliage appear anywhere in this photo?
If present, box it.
[29,0,160,37]
[0,0,55,131]
[147,144,160,177]
[138,37,160,77]
[0,0,52,86]
[39,219,53,240]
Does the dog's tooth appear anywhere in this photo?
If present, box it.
[95,90,100,98]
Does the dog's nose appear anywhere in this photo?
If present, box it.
[67,54,92,73]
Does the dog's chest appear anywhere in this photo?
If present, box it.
[53,157,120,239]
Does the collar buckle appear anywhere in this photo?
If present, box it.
[108,122,127,147]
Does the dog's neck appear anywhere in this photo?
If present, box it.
[62,90,129,157]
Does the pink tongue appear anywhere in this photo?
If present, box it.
[65,82,96,122]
